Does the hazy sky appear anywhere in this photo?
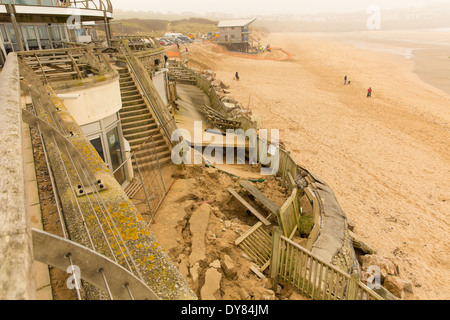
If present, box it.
[112,0,450,16]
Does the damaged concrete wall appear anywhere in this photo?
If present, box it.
[299,168,360,275]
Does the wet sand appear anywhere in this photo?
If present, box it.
[188,30,450,300]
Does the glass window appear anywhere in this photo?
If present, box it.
[50,25,61,41]
[37,25,51,50]
[0,25,8,42]
[24,26,39,50]
[4,44,13,54]
[60,25,68,41]
[106,127,125,184]
[7,24,17,43]
[50,24,64,48]
[90,136,106,162]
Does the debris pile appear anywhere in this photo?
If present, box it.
[349,225,416,300]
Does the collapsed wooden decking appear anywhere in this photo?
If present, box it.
[227,179,281,227]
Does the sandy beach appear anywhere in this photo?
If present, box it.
[188,30,450,300]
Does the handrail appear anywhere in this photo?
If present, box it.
[0,0,113,13]
[118,43,175,145]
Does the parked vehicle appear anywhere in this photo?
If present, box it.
[176,36,191,44]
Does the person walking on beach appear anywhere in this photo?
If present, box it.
[367,87,372,98]
[235,72,240,81]
[344,75,348,85]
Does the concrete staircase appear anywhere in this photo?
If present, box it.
[118,68,172,170]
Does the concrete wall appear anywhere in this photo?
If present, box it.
[0,53,36,300]
[56,77,122,127]
[153,69,169,106]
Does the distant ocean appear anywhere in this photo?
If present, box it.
[343,40,416,59]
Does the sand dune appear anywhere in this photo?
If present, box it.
[188,31,450,300]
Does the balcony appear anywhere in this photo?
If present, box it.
[0,0,113,21]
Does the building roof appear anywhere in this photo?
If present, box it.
[218,19,256,28]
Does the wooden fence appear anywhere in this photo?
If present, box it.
[277,187,301,240]
[270,228,383,300]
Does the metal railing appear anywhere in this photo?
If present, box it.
[113,129,174,226]
[17,47,114,84]
[19,55,152,296]
[118,42,178,146]
[32,229,158,300]
[0,0,113,13]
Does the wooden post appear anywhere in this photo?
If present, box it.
[347,273,360,300]
[269,227,282,289]
[282,151,290,188]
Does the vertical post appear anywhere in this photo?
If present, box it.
[103,11,112,47]
[152,135,166,193]
[269,227,282,289]
[347,273,360,300]
[133,153,153,217]
[282,151,290,188]
[7,4,25,52]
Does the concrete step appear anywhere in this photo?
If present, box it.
[132,154,173,171]
[122,94,144,103]
[121,89,140,97]
[120,80,135,87]
[132,144,172,161]
[120,113,153,124]
[120,84,138,92]
[128,133,165,147]
[119,107,150,118]
[123,127,160,141]
[118,68,130,75]
[122,118,156,132]
[122,99,146,108]
[122,122,158,135]
[120,103,148,112]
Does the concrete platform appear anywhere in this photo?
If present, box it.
[174,84,250,151]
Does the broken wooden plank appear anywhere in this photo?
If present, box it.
[238,180,280,215]
[235,222,263,246]
[250,264,267,280]
[227,188,271,226]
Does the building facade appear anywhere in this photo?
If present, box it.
[217,18,255,52]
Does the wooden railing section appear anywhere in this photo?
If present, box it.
[270,228,383,300]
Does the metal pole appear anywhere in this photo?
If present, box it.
[152,136,166,193]
[133,153,153,217]
[66,254,82,300]
[124,283,135,300]
[98,268,114,300]
[7,5,24,52]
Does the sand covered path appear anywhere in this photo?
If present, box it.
[188,32,450,300]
